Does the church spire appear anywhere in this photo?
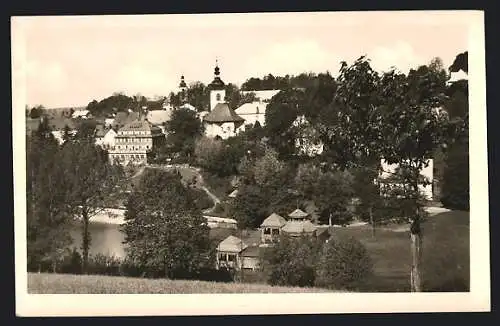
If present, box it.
[209,57,225,90]
[214,58,220,77]
[179,75,187,88]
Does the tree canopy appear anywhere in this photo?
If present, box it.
[123,169,212,277]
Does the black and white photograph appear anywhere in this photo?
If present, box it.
[12,10,489,316]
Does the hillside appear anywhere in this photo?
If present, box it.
[28,273,333,294]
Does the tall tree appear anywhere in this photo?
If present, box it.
[164,108,203,158]
[26,123,73,272]
[123,169,212,277]
[264,88,304,160]
[59,140,123,273]
[186,82,210,112]
[319,56,455,291]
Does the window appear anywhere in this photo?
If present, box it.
[227,254,235,262]
[216,93,221,101]
[272,229,280,236]
[263,228,271,235]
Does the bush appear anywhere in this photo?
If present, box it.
[440,141,469,211]
[315,236,373,290]
[261,236,321,288]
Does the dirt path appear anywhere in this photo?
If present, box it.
[146,164,222,214]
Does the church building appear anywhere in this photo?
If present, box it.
[202,61,245,139]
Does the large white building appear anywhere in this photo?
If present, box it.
[108,117,165,165]
[234,101,267,129]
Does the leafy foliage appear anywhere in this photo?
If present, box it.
[58,139,123,272]
[261,236,322,287]
[165,108,203,158]
[123,169,212,278]
[26,124,73,270]
[315,236,373,290]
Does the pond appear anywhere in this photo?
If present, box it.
[69,222,126,259]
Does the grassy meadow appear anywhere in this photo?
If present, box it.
[332,210,470,292]
[29,210,469,293]
[28,273,333,294]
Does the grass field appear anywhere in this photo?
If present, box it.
[28,273,333,294]
[332,210,470,292]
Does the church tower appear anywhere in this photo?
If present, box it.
[178,75,188,104]
[208,59,226,111]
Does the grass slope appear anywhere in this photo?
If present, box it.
[333,210,470,292]
[28,273,333,294]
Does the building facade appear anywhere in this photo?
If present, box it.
[108,118,165,165]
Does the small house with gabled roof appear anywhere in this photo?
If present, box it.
[260,213,287,244]
[216,235,247,270]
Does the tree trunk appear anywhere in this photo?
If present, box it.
[52,260,57,274]
[81,210,90,274]
[410,221,422,292]
[369,206,375,239]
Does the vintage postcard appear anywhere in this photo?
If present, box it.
[12,10,489,316]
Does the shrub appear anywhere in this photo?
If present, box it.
[315,236,373,290]
[261,236,321,287]
[440,141,469,211]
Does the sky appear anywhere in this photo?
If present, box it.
[12,11,471,109]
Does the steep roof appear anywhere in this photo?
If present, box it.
[113,111,139,128]
[119,119,163,135]
[260,213,287,228]
[281,220,316,234]
[217,235,247,253]
[241,246,261,258]
[288,208,309,219]
[203,103,245,123]
[235,101,267,116]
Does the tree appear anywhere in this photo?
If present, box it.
[58,140,123,273]
[351,165,385,237]
[264,88,304,159]
[165,108,203,158]
[231,148,298,228]
[441,136,469,211]
[26,123,73,272]
[294,163,355,225]
[62,124,73,143]
[449,51,468,73]
[187,81,210,112]
[261,235,321,287]
[194,136,224,171]
[375,59,453,292]
[29,105,44,119]
[319,56,455,291]
[123,169,212,278]
[315,236,373,290]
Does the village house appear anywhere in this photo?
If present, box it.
[292,115,324,157]
[72,109,92,119]
[234,101,267,131]
[260,213,286,244]
[215,208,334,272]
[94,124,117,150]
[107,114,165,165]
